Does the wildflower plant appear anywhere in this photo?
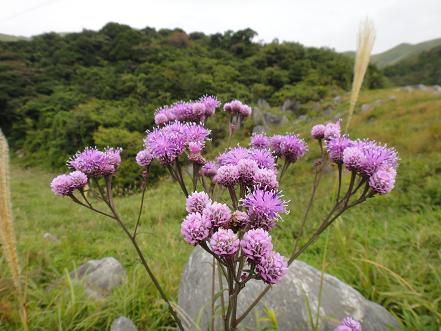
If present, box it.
[51,93,397,330]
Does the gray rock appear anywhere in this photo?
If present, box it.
[281,99,301,113]
[252,125,266,135]
[333,96,342,104]
[110,316,138,331]
[69,257,126,299]
[323,107,333,115]
[415,84,428,91]
[257,99,271,111]
[43,232,60,243]
[432,85,441,93]
[361,104,371,112]
[402,86,413,92]
[297,114,308,121]
[178,247,400,331]
[388,95,397,101]
[263,112,287,126]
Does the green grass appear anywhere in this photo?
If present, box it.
[1,88,440,330]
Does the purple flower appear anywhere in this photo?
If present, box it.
[230,210,249,228]
[217,147,250,166]
[184,123,211,146]
[253,168,279,191]
[50,171,87,197]
[186,191,212,214]
[69,171,88,189]
[200,161,219,177]
[250,133,270,149]
[69,147,121,177]
[280,135,308,162]
[326,136,353,164]
[136,149,154,167]
[334,317,362,331]
[210,229,240,257]
[202,202,232,228]
[181,213,211,245]
[342,146,365,172]
[311,124,326,140]
[270,135,285,156]
[369,168,396,194]
[237,159,259,186]
[51,174,75,197]
[213,165,240,187]
[200,95,220,116]
[239,104,252,117]
[241,229,273,262]
[146,126,186,164]
[347,140,398,177]
[256,251,288,284]
[249,148,276,170]
[324,120,341,140]
[241,189,288,231]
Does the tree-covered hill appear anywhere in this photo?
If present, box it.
[383,44,441,86]
[0,22,385,185]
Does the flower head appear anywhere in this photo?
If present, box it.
[69,171,88,189]
[51,174,75,197]
[181,213,211,245]
[342,146,365,172]
[250,133,270,149]
[200,161,219,177]
[69,147,121,177]
[223,100,252,117]
[217,147,250,166]
[241,189,288,231]
[253,168,279,191]
[210,229,240,257]
[256,251,288,284]
[237,159,259,186]
[230,210,249,228]
[241,229,273,262]
[270,135,285,156]
[51,171,87,197]
[200,95,220,116]
[186,191,212,214]
[369,168,396,194]
[213,165,240,187]
[326,136,353,164]
[334,317,362,331]
[136,149,154,167]
[203,202,232,228]
[280,135,308,162]
[324,120,341,140]
[311,124,326,140]
[249,148,276,170]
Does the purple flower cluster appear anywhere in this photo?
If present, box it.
[250,133,308,165]
[50,171,88,197]
[180,188,288,284]
[312,119,399,195]
[207,147,278,188]
[241,189,288,231]
[144,122,210,165]
[136,149,154,167]
[334,317,362,331]
[69,147,122,177]
[223,100,252,117]
[154,96,220,126]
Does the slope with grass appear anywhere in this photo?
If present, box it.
[1,88,440,330]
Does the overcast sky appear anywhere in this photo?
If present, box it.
[1,0,440,53]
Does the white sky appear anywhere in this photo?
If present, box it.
[1,0,440,53]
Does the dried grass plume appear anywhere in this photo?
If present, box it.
[346,19,376,132]
[0,129,28,330]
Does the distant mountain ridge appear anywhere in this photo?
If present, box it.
[0,33,29,42]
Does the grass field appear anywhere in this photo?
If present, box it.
[1,88,440,330]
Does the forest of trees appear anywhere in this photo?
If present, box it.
[0,23,386,188]
[384,45,441,86]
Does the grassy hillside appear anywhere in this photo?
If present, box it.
[371,37,441,68]
[383,45,441,85]
[1,88,440,330]
[0,33,28,42]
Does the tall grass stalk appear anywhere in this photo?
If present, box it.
[0,130,28,330]
[346,18,376,132]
